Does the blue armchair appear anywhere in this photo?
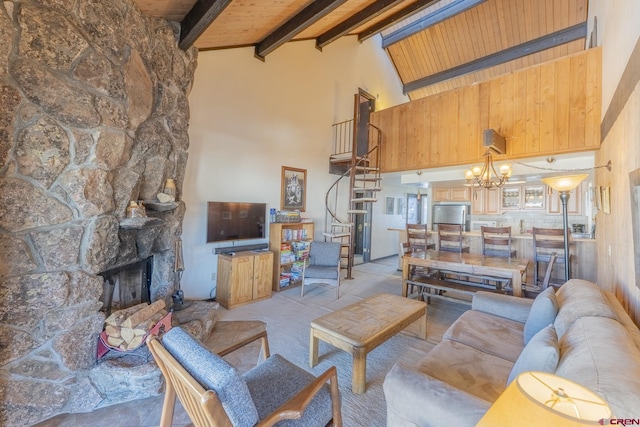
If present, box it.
[300,241,342,299]
[147,327,342,427]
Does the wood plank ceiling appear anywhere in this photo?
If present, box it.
[133,0,589,100]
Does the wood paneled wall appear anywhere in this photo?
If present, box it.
[370,47,602,173]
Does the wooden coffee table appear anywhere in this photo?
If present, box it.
[309,293,427,394]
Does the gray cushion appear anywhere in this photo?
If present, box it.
[523,287,558,344]
[162,327,259,426]
[243,354,335,427]
[554,279,618,338]
[309,241,341,267]
[508,324,559,385]
[304,265,338,280]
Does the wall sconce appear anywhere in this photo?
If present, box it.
[477,371,612,426]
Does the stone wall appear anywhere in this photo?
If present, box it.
[0,0,197,424]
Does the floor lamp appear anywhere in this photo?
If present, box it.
[541,174,588,282]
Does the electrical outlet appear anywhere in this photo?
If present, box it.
[608,245,612,256]
[211,273,216,281]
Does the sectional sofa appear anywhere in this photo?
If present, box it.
[383,279,640,426]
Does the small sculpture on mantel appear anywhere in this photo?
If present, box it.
[157,178,176,203]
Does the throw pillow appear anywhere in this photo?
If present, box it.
[523,286,558,344]
[508,324,559,385]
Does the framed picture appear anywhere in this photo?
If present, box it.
[385,197,395,214]
[397,197,407,218]
[281,166,306,211]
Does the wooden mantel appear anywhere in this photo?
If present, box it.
[370,47,602,173]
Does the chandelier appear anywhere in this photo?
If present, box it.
[464,148,512,188]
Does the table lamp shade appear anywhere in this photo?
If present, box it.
[477,372,612,426]
[542,174,589,192]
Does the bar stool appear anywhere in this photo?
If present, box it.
[532,227,566,289]
[480,226,516,291]
[437,224,469,253]
[406,223,435,253]
[481,226,516,258]
[404,224,437,296]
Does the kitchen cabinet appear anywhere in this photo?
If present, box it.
[433,187,470,202]
[471,188,501,215]
[217,251,273,309]
[501,184,546,210]
[547,182,583,215]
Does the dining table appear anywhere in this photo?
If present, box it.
[402,250,530,298]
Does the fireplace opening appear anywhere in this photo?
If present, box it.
[99,257,153,316]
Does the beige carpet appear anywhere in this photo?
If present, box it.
[218,258,468,427]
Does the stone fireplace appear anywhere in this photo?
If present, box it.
[0,0,197,424]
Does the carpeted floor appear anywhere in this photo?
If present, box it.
[35,257,468,427]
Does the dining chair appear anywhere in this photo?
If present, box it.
[437,224,469,253]
[532,227,567,288]
[147,327,342,427]
[301,241,342,299]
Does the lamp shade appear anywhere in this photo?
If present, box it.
[477,372,612,426]
[542,174,588,192]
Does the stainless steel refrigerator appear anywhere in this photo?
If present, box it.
[432,204,470,231]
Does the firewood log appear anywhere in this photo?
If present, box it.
[107,336,124,347]
[127,335,144,349]
[104,302,149,327]
[122,300,165,329]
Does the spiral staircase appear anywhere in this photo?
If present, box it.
[324,119,383,279]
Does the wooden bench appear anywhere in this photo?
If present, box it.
[406,277,504,305]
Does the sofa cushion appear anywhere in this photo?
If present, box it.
[413,339,514,403]
[384,363,491,427]
[444,310,525,363]
[555,316,640,419]
[554,279,618,338]
[507,324,559,385]
[523,287,558,344]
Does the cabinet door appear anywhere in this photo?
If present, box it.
[523,185,546,210]
[433,188,451,201]
[231,256,254,306]
[450,187,471,201]
[485,188,501,214]
[547,184,582,215]
[253,253,273,299]
[471,188,484,214]
[501,187,521,210]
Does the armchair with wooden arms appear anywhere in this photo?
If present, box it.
[147,327,342,427]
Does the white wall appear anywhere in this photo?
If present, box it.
[182,36,408,298]
[589,0,640,114]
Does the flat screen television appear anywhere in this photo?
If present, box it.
[206,201,266,243]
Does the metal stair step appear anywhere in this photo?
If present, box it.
[330,222,353,228]
[353,187,382,192]
[323,232,351,238]
[347,209,368,214]
[351,197,377,202]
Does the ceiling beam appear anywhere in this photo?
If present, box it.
[381,0,487,49]
[403,23,588,94]
[316,0,404,50]
[357,0,442,43]
[179,0,232,50]
[254,0,347,60]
